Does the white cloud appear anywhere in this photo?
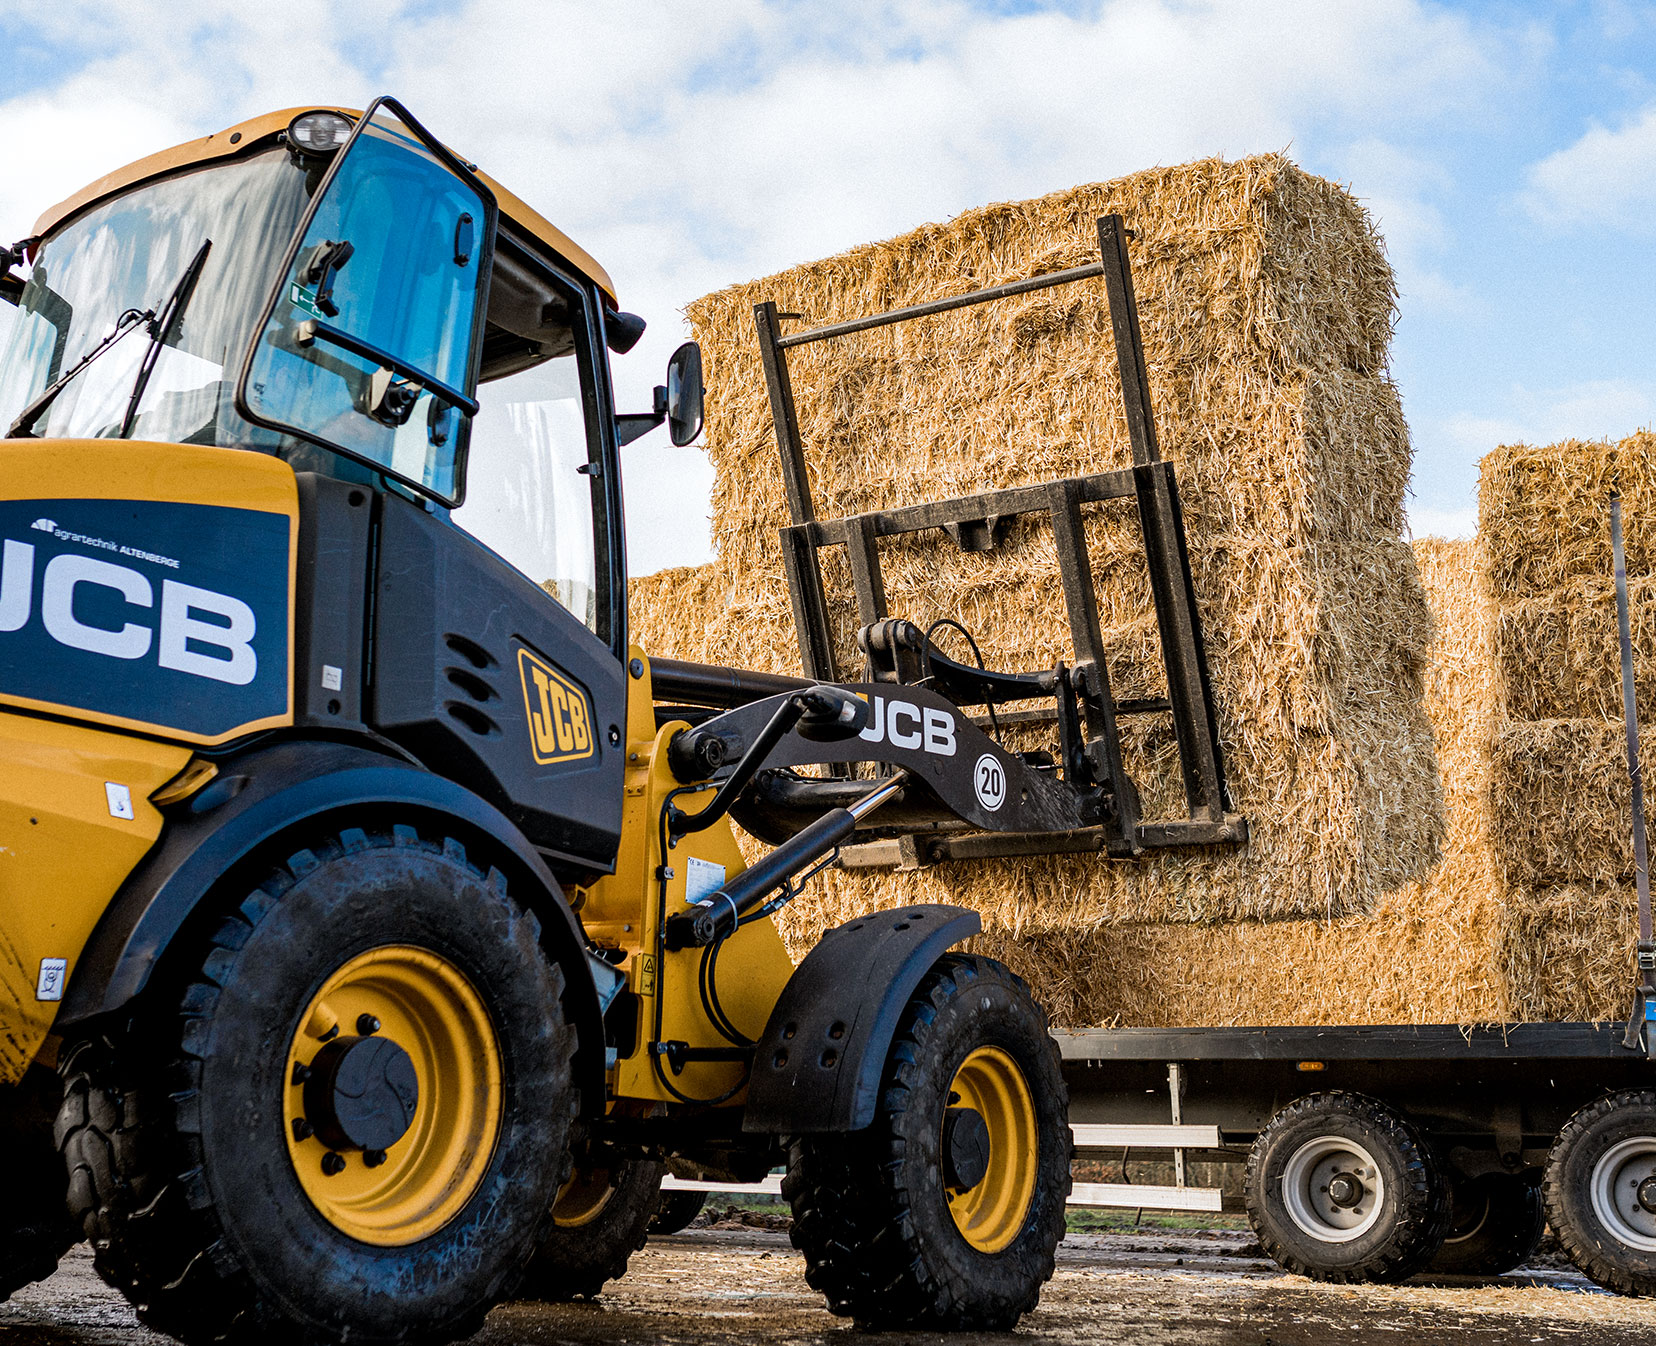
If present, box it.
[1405,504,1476,539]
[1525,101,1656,231]
[1,0,1520,572]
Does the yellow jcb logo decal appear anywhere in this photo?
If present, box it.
[517,647,595,765]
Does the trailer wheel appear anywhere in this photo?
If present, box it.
[784,954,1070,1330]
[1544,1089,1656,1296]
[1245,1091,1449,1283]
[56,824,577,1346]
[651,1185,708,1235]
[516,1146,663,1299]
[1428,1173,1544,1276]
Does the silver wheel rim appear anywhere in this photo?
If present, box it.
[1589,1136,1656,1252]
[1282,1136,1385,1244]
[1444,1184,1491,1246]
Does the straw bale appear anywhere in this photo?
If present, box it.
[1500,883,1639,1023]
[966,537,1506,1025]
[1478,432,1656,602]
[1565,575,1656,721]
[1489,719,1649,888]
[674,153,1440,926]
[1488,576,1656,722]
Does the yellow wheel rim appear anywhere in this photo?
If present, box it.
[944,1046,1038,1254]
[283,945,501,1246]
[552,1163,617,1228]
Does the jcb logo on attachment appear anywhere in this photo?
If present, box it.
[518,646,595,766]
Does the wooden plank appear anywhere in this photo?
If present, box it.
[1071,1123,1222,1149]
[1068,1182,1224,1213]
[661,1174,785,1195]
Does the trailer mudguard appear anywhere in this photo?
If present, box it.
[57,738,604,1103]
[741,903,981,1134]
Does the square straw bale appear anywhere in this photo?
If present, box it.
[671,153,1440,925]
[1488,718,1651,888]
[1478,432,1656,602]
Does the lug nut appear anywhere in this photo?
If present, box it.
[291,1062,312,1085]
[357,1014,381,1036]
[321,1151,346,1176]
[364,1149,387,1168]
[292,1117,313,1142]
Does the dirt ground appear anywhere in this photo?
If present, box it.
[5,1223,1656,1346]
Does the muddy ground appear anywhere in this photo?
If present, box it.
[5,1220,1656,1346]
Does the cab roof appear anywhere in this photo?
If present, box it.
[30,106,618,306]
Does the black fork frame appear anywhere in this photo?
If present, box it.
[742,214,1242,861]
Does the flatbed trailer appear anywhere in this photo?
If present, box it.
[1056,1023,1656,1291]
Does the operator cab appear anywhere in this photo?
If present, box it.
[0,98,701,657]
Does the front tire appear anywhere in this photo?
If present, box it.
[1245,1092,1449,1284]
[516,1146,663,1300]
[57,824,577,1346]
[784,954,1070,1331]
[1545,1089,1656,1296]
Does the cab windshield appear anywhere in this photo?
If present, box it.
[0,149,312,446]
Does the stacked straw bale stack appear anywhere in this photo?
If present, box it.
[1476,433,1650,1022]
[971,537,1513,1026]
[635,152,1443,936]
[636,536,1638,1027]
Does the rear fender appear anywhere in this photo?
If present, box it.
[740,903,981,1134]
[58,738,604,1106]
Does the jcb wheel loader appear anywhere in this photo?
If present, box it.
[0,97,1243,1344]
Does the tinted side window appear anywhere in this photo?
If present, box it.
[454,346,601,635]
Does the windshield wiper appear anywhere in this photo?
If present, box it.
[6,238,212,441]
[120,239,212,437]
[5,307,155,438]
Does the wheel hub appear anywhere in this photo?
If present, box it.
[943,1107,991,1191]
[1281,1136,1386,1244]
[1327,1172,1366,1209]
[283,944,503,1247]
[942,1046,1038,1255]
[303,1034,419,1152]
[1590,1136,1656,1250]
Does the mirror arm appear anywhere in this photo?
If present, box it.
[614,384,669,446]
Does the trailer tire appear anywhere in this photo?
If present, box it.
[784,954,1070,1331]
[651,1186,708,1235]
[1544,1089,1656,1296]
[517,1147,663,1299]
[1245,1091,1449,1283]
[1428,1173,1544,1276]
[57,823,577,1346]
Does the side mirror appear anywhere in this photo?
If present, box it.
[666,341,703,447]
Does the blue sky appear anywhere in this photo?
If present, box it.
[2,1,1654,569]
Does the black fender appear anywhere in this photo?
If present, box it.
[741,903,981,1134]
[57,738,604,1106]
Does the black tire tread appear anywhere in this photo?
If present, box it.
[0,1067,78,1301]
[1428,1173,1544,1277]
[58,824,573,1346]
[1544,1088,1656,1297]
[517,1154,662,1300]
[784,954,1070,1330]
[1245,1090,1449,1285]
[649,1186,708,1236]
